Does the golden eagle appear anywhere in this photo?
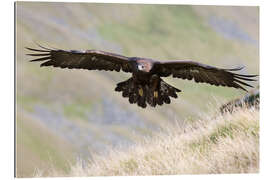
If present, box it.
[26,45,257,108]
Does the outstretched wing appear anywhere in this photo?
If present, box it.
[26,45,133,73]
[155,60,258,91]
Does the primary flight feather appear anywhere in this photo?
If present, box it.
[26,45,258,108]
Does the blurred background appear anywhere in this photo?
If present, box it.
[16,2,259,177]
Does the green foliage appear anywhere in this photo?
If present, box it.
[63,101,92,121]
[17,95,39,112]
[189,137,210,153]
[120,158,139,172]
[189,113,259,155]
[209,124,235,144]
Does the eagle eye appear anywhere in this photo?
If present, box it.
[138,64,145,70]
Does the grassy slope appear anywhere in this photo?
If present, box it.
[16,110,75,177]
[16,2,259,177]
[45,108,259,176]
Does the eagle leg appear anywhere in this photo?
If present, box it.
[115,77,181,108]
[156,78,181,106]
[137,85,147,108]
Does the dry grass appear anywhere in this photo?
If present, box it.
[44,107,259,176]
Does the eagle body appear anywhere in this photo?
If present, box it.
[115,57,181,108]
[26,45,257,108]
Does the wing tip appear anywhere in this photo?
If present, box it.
[25,43,59,53]
[26,44,55,62]
[228,66,258,92]
[225,66,245,71]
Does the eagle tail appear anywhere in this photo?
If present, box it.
[115,78,181,108]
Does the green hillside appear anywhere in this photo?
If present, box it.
[15,2,259,177]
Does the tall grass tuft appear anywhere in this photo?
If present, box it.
[42,107,259,176]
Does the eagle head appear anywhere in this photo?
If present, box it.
[137,60,153,73]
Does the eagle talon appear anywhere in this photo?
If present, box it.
[154,91,158,98]
[139,88,144,97]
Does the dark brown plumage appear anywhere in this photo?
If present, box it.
[26,45,258,108]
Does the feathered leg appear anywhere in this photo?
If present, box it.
[148,76,181,107]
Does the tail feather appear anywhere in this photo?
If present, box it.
[157,79,181,105]
[115,77,181,108]
[146,85,157,107]
[130,81,139,104]
[137,86,147,108]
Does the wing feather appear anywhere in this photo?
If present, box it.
[155,60,258,91]
[26,46,133,73]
